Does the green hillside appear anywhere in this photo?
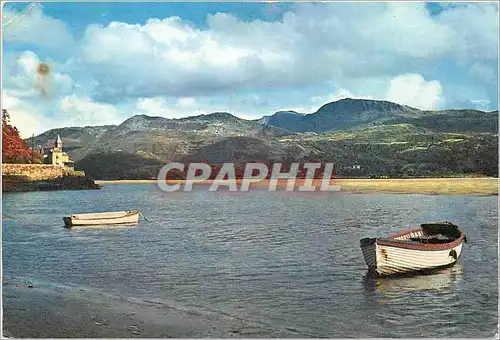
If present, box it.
[25,98,498,180]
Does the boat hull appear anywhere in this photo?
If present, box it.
[63,210,140,228]
[361,239,463,276]
[360,223,466,277]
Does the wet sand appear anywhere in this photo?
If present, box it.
[2,282,286,338]
[95,178,499,195]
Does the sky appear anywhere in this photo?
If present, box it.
[2,1,499,137]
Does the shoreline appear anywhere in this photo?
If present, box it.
[2,280,291,338]
[2,175,101,193]
[94,178,499,196]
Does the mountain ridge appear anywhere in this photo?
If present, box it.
[24,97,498,179]
[28,98,497,136]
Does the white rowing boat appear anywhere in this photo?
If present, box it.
[360,221,467,277]
[63,210,140,228]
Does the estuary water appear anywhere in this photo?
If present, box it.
[2,183,498,337]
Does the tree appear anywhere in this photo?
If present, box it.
[2,109,43,164]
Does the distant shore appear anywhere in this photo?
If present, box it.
[95,178,499,195]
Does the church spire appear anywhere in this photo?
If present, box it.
[55,134,62,150]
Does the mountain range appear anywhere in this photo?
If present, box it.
[26,98,498,179]
[257,98,498,133]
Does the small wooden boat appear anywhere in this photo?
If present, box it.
[360,221,467,276]
[63,210,140,228]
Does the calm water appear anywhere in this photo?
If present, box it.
[2,184,498,337]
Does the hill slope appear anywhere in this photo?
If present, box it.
[27,112,293,162]
[26,98,498,179]
[260,98,498,134]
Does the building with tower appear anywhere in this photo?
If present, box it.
[43,134,72,166]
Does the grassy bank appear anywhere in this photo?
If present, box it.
[95,178,498,195]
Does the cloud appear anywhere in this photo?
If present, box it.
[306,76,443,111]
[436,2,498,62]
[177,97,195,107]
[4,51,75,99]
[132,94,276,119]
[75,2,497,105]
[1,50,113,137]
[288,2,455,60]
[2,91,51,138]
[58,95,122,126]
[469,62,498,85]
[386,73,443,110]
[469,100,492,111]
[134,96,213,118]
[135,97,175,117]
[1,2,498,134]
[81,16,295,100]
[2,91,124,137]
[3,4,76,52]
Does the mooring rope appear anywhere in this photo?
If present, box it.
[138,211,150,222]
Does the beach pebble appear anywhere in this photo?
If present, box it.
[92,317,108,326]
[128,325,141,335]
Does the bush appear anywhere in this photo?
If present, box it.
[2,109,43,164]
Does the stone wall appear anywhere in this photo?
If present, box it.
[2,164,85,181]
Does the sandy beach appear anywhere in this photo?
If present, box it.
[95,178,499,195]
[2,281,287,338]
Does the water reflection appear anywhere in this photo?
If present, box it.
[360,263,467,337]
[363,263,464,296]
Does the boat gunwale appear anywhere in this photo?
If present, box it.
[69,210,139,221]
[376,227,466,251]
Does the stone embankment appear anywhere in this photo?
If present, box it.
[2,164,101,192]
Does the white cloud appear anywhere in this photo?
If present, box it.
[81,16,295,100]
[135,97,175,117]
[470,99,492,111]
[2,92,51,138]
[2,91,124,137]
[1,3,498,134]
[75,2,497,103]
[5,51,74,99]
[134,97,211,118]
[59,95,122,126]
[437,2,499,62]
[373,4,456,58]
[177,97,195,107]
[386,73,443,110]
[3,5,75,52]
